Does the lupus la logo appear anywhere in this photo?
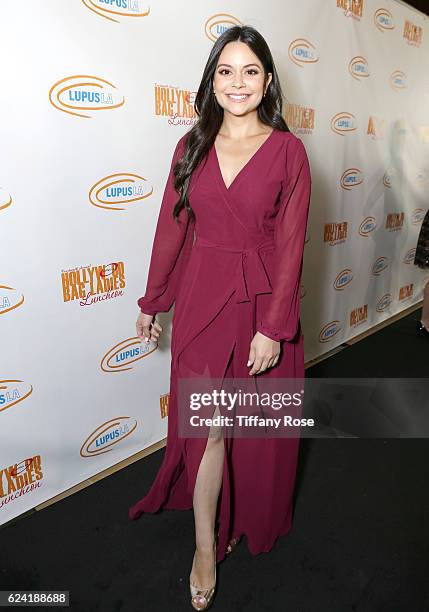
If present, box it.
[337,0,364,20]
[333,269,353,290]
[0,456,43,507]
[376,293,392,312]
[367,116,386,140]
[89,173,154,211]
[416,168,429,184]
[0,187,12,212]
[403,20,422,47]
[284,104,315,134]
[49,75,125,118]
[340,168,364,190]
[359,216,377,236]
[403,248,416,264]
[0,285,24,315]
[411,208,426,225]
[372,256,389,276]
[204,13,242,41]
[349,56,370,81]
[81,0,150,23]
[0,380,33,413]
[80,417,137,457]
[319,321,342,343]
[385,212,405,232]
[100,337,157,372]
[383,167,397,188]
[61,262,125,306]
[331,112,357,136]
[390,71,407,91]
[288,39,319,67]
[350,304,368,327]
[155,85,197,126]
[399,283,413,301]
[374,8,395,33]
[324,222,348,246]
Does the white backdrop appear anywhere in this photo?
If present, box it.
[1,0,428,524]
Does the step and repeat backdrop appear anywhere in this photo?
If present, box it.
[1,0,428,524]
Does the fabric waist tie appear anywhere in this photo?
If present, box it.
[194,236,275,304]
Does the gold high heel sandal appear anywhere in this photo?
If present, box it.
[189,536,217,611]
[216,526,241,557]
[226,535,241,556]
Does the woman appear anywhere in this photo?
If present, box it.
[129,25,312,610]
[414,208,429,338]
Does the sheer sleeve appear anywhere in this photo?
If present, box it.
[137,134,195,315]
[256,137,312,342]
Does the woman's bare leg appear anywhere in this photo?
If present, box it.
[421,280,429,328]
[190,405,224,587]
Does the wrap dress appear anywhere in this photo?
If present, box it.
[128,127,312,563]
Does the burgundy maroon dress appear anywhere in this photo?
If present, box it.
[128,128,312,563]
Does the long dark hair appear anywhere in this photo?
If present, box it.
[172,25,290,223]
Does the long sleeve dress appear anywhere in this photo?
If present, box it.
[128,128,312,563]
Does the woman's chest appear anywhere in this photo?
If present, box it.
[189,146,284,227]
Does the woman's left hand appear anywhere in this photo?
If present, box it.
[247,332,280,375]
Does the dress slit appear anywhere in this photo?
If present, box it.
[181,335,237,562]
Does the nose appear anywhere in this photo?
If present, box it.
[233,74,244,88]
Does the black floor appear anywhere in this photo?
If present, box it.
[2,308,428,612]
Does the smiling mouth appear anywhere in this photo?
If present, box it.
[226,93,250,102]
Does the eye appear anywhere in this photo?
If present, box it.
[217,68,260,76]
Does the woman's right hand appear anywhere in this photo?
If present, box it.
[136,311,163,343]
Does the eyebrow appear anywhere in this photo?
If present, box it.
[217,63,260,68]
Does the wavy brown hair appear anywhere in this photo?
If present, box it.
[172,25,290,223]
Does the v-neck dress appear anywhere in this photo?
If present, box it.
[128,128,312,562]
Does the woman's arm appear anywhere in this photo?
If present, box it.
[137,134,195,315]
[256,136,312,342]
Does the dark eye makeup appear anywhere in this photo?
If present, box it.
[218,68,259,76]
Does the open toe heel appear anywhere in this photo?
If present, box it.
[189,537,217,610]
[215,527,242,557]
[226,535,242,556]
